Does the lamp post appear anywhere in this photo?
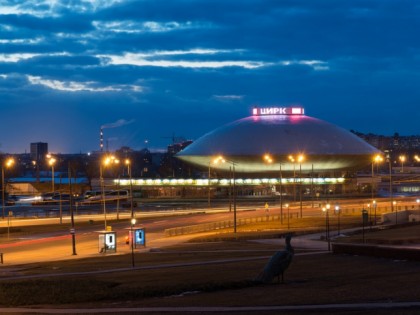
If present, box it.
[417,198,420,210]
[335,204,340,236]
[100,155,119,230]
[68,163,77,255]
[46,154,56,192]
[213,155,237,233]
[288,156,297,202]
[125,159,135,220]
[285,203,290,230]
[289,154,305,218]
[263,154,284,225]
[298,154,305,218]
[373,200,377,225]
[387,154,393,211]
[2,158,14,220]
[131,217,136,267]
[323,204,331,251]
[393,200,397,224]
[208,162,211,208]
[371,154,383,211]
[399,155,406,173]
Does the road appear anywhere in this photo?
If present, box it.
[0,197,418,265]
[0,203,275,265]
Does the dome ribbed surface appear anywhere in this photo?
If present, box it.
[177,114,380,173]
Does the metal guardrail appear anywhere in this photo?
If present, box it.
[164,214,299,237]
[164,205,417,237]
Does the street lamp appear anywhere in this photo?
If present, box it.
[387,154,393,211]
[208,156,222,209]
[131,217,136,268]
[46,154,56,192]
[371,154,383,207]
[263,154,283,225]
[372,200,377,225]
[417,198,420,210]
[323,204,331,251]
[68,163,77,256]
[125,159,135,220]
[399,155,406,173]
[288,155,297,202]
[213,155,237,233]
[100,155,119,230]
[335,204,340,236]
[208,162,211,208]
[289,154,305,218]
[2,157,15,220]
[393,200,397,224]
[285,203,290,230]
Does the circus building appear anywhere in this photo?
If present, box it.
[176,106,380,176]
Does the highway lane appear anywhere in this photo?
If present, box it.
[1,197,419,265]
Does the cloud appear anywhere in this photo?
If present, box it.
[1,0,420,154]
[101,118,135,129]
[213,95,244,101]
[0,0,124,17]
[0,52,70,63]
[97,50,270,69]
[281,60,330,71]
[92,20,211,34]
[0,37,43,44]
[0,53,40,63]
[27,75,143,92]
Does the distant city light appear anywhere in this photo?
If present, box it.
[116,177,344,187]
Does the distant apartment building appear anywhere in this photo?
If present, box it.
[352,131,420,152]
[167,140,193,155]
[30,142,48,162]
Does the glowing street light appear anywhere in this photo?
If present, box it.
[131,217,136,267]
[399,155,406,173]
[372,200,377,225]
[393,200,397,224]
[371,155,383,208]
[289,154,305,218]
[2,157,15,220]
[100,155,120,230]
[263,154,283,225]
[335,204,341,236]
[323,204,331,251]
[386,154,394,211]
[125,159,135,220]
[208,156,225,209]
[213,155,237,233]
[46,154,56,192]
[285,203,290,230]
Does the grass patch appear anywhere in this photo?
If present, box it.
[336,223,420,244]
[2,250,420,308]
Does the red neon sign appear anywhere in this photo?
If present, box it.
[252,107,305,116]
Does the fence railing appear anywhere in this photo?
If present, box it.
[164,213,301,237]
[164,205,420,237]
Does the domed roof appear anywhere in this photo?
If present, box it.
[177,108,380,173]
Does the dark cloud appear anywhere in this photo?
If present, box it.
[0,0,420,153]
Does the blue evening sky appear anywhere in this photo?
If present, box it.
[0,0,419,154]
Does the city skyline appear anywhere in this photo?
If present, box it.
[1,1,420,154]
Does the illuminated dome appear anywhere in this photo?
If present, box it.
[177,107,380,173]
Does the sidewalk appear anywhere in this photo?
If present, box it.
[2,301,420,313]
